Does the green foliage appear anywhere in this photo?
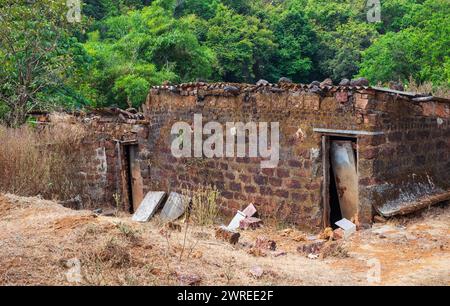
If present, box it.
[83,3,215,107]
[359,0,450,86]
[321,21,378,81]
[206,4,276,82]
[267,0,317,82]
[174,0,219,19]
[0,0,89,126]
[1,0,449,116]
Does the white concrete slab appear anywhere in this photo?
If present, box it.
[132,191,166,222]
[227,211,246,230]
[335,218,356,238]
[160,192,190,221]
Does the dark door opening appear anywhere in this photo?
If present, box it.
[329,162,342,228]
[122,143,144,214]
[322,135,358,229]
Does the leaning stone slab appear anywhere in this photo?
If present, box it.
[227,210,246,230]
[242,203,257,217]
[160,192,190,221]
[132,191,166,222]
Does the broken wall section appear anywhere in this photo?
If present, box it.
[37,111,150,211]
[355,91,450,217]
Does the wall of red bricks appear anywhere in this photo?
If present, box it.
[75,83,449,231]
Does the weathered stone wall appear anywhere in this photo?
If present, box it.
[74,116,149,210]
[355,91,450,217]
[67,83,449,231]
[140,83,449,230]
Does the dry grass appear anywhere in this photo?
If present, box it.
[0,113,87,201]
[184,184,220,226]
[0,194,448,286]
[404,77,450,98]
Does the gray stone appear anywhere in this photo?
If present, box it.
[309,85,322,94]
[256,79,269,86]
[320,78,333,86]
[250,266,264,278]
[160,192,190,221]
[278,77,292,83]
[102,208,116,217]
[339,78,351,86]
[132,191,166,222]
[224,85,240,95]
[350,77,369,86]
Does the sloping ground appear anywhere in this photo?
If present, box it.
[0,194,448,285]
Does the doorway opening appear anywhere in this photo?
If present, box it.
[122,143,144,214]
[322,135,358,229]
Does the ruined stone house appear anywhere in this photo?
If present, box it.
[43,81,450,230]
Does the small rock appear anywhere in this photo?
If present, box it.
[239,217,263,230]
[273,251,287,257]
[339,78,351,86]
[373,215,387,223]
[292,233,307,242]
[126,107,137,114]
[280,228,294,236]
[320,78,333,86]
[191,250,203,259]
[310,80,321,86]
[250,266,264,278]
[166,221,182,232]
[333,228,345,240]
[248,247,267,257]
[278,77,292,83]
[307,254,319,259]
[350,77,369,86]
[93,208,102,215]
[177,272,202,286]
[101,208,116,217]
[309,85,322,94]
[297,240,326,255]
[215,226,240,245]
[224,85,240,95]
[256,79,269,86]
[255,236,277,251]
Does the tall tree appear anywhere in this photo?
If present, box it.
[0,0,84,126]
[83,3,215,108]
[359,0,450,86]
[206,4,276,82]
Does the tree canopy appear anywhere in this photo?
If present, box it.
[0,0,449,125]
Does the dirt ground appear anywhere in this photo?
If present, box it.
[0,193,448,286]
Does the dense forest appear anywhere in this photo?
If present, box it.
[0,0,449,125]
